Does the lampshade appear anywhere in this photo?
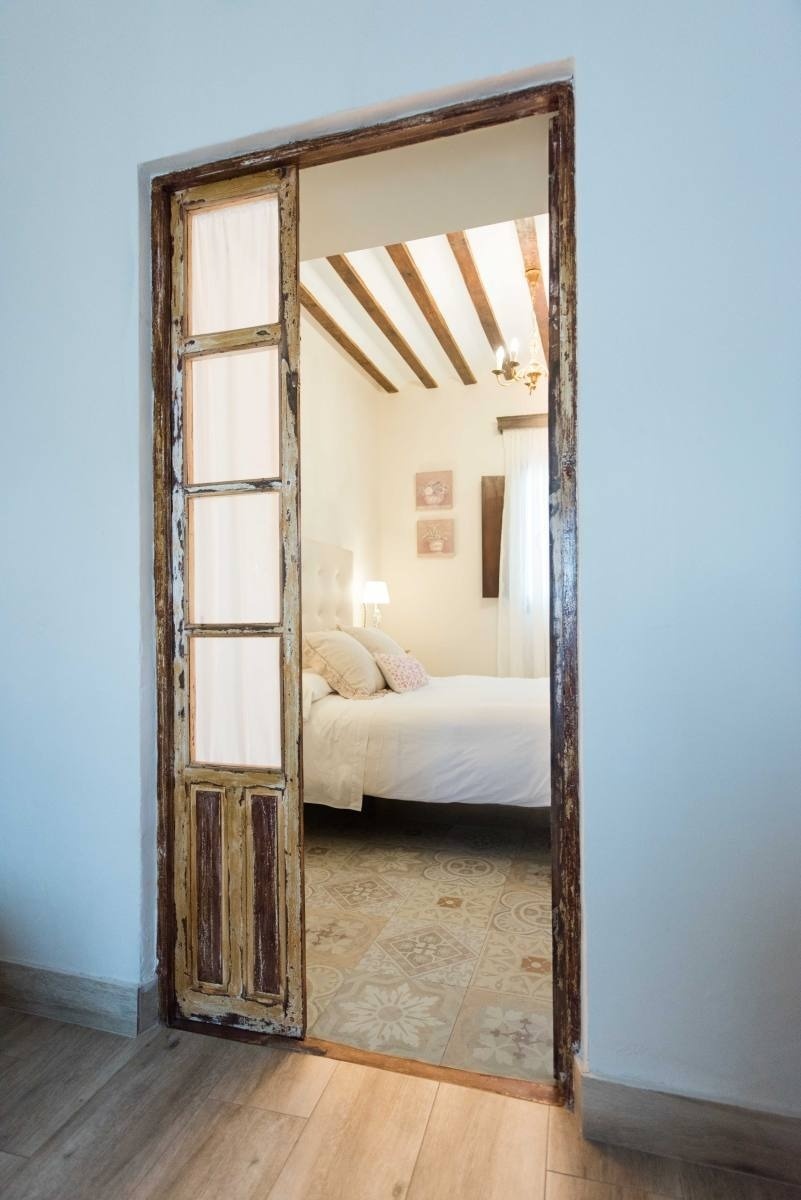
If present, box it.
[362,580,390,605]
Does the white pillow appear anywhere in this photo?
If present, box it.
[339,625,406,658]
[302,630,385,699]
[302,671,333,720]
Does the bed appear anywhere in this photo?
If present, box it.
[301,540,551,812]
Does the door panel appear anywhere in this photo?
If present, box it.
[169,167,303,1035]
[190,785,227,990]
[246,790,283,999]
[188,193,281,333]
[189,636,283,769]
[187,492,282,626]
[187,347,281,485]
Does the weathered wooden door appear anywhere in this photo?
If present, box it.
[168,168,304,1034]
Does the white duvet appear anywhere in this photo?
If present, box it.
[302,674,550,811]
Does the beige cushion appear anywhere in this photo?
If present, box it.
[303,630,385,699]
[339,625,406,658]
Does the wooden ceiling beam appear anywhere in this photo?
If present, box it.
[385,243,476,386]
[299,284,398,393]
[515,216,549,361]
[326,254,437,389]
[446,230,505,355]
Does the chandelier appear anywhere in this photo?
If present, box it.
[491,337,544,394]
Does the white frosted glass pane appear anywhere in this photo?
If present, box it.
[188,348,280,484]
[189,196,279,334]
[192,637,282,768]
[189,493,281,625]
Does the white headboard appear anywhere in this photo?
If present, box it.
[301,540,354,632]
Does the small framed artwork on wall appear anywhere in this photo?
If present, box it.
[417,519,455,557]
[415,470,453,510]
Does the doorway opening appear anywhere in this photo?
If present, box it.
[298,122,554,1092]
[151,80,578,1102]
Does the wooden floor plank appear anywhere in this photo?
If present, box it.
[0,1014,796,1200]
[210,1042,337,1117]
[407,1080,548,1200]
[0,1151,26,1188]
[0,1008,68,1060]
[0,1019,151,1156]
[1,1027,237,1200]
[130,1099,305,1199]
[267,1061,437,1200]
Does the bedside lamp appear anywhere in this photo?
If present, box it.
[362,580,390,628]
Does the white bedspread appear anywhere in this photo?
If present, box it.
[302,674,550,811]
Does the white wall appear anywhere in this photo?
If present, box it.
[300,317,381,621]
[1,0,800,1118]
[376,376,545,675]
[300,116,549,260]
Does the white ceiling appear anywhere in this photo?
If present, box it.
[300,215,549,391]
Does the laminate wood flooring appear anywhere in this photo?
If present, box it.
[0,1006,796,1199]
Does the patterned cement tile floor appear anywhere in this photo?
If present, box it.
[303,803,553,1082]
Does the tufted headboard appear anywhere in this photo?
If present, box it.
[301,540,355,633]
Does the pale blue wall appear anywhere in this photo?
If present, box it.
[1,0,799,1113]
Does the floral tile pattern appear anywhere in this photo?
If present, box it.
[379,925,475,978]
[310,971,463,1062]
[378,915,486,987]
[423,851,511,889]
[306,964,343,1024]
[507,854,551,888]
[304,809,553,1081]
[304,840,361,870]
[304,906,388,968]
[490,889,552,934]
[351,941,408,981]
[342,843,428,879]
[440,823,528,855]
[442,987,553,1080]
[472,930,553,998]
[391,878,502,931]
[320,874,402,914]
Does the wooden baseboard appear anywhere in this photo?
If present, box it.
[0,960,159,1037]
[576,1064,801,1187]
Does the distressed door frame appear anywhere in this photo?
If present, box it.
[152,79,579,1095]
[158,167,305,1034]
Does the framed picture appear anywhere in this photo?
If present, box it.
[417,518,455,557]
[415,470,453,510]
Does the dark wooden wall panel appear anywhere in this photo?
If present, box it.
[194,789,224,985]
[250,793,281,995]
[481,475,505,598]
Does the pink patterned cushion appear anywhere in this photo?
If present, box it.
[374,652,428,693]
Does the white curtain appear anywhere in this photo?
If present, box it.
[189,195,279,334]
[187,199,283,769]
[497,426,550,678]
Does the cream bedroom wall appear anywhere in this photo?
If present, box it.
[299,316,382,624]
[376,374,546,675]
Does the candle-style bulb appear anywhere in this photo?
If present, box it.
[509,338,519,361]
[495,346,505,370]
